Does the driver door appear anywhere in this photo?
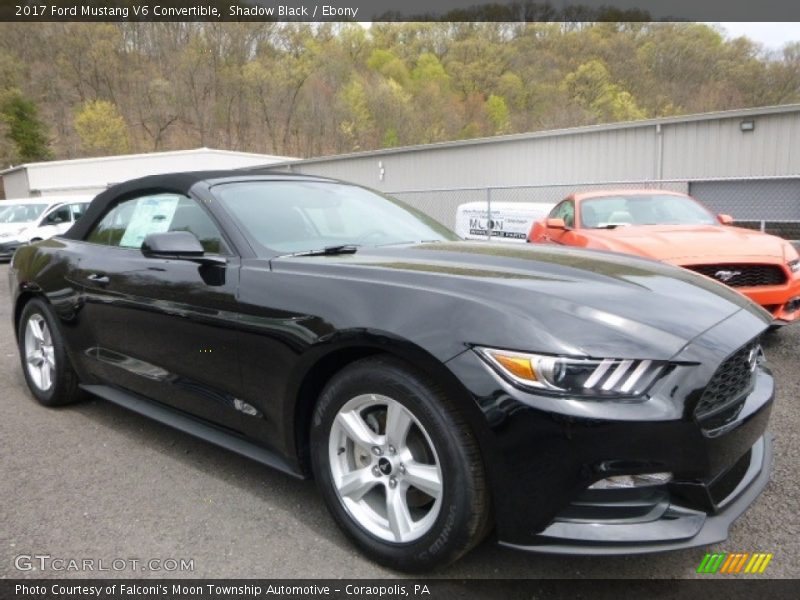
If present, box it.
[69,192,246,431]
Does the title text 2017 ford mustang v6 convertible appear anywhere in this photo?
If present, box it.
[9,172,774,571]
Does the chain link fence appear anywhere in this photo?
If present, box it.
[389,177,800,242]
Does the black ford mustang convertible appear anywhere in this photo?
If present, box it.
[9,171,774,571]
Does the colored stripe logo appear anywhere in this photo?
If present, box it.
[697,552,773,574]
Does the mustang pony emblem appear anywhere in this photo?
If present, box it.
[714,270,742,282]
[748,345,762,372]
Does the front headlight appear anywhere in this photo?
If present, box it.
[475,347,666,397]
[789,259,800,274]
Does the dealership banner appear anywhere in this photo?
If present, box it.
[3,580,800,599]
[1,0,799,22]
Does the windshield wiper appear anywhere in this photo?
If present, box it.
[281,244,360,258]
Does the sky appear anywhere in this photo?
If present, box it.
[715,22,800,50]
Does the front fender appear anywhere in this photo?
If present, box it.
[279,329,497,481]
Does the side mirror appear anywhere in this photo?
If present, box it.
[718,214,734,225]
[546,218,567,230]
[141,231,226,266]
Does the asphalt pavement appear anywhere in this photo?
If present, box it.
[1,263,798,579]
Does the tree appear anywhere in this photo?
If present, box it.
[486,94,510,133]
[382,127,400,147]
[0,22,797,159]
[563,59,646,122]
[74,100,130,156]
[243,24,318,155]
[412,53,449,86]
[338,77,373,150]
[136,77,180,151]
[367,49,410,87]
[764,42,800,104]
[0,92,52,162]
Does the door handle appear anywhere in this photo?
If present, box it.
[87,273,110,286]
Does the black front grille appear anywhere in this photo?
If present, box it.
[695,340,760,425]
[686,264,786,288]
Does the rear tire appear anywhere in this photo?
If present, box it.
[18,298,83,407]
[310,356,490,572]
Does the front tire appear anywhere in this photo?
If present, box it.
[18,298,83,407]
[310,356,490,571]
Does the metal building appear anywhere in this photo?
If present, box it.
[270,104,800,232]
[0,147,296,199]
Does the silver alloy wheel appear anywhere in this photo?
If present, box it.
[24,313,55,392]
[328,394,444,543]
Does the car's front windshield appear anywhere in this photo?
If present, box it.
[214,181,459,255]
[0,203,48,224]
[580,194,717,228]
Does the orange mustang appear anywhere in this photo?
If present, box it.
[528,189,800,324]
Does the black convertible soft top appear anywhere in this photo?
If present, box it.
[63,169,333,241]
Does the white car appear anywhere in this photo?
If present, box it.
[0,196,93,260]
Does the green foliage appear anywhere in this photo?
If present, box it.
[497,73,526,110]
[486,94,510,133]
[74,100,130,156]
[382,127,400,148]
[339,78,373,149]
[367,49,410,87]
[412,53,450,86]
[0,91,51,162]
[0,22,797,160]
[563,59,646,121]
[367,49,396,72]
[0,49,21,90]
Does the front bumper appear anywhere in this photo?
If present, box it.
[501,434,771,554]
[0,240,22,260]
[445,307,774,551]
[740,281,800,324]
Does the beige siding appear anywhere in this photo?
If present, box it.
[1,149,296,198]
[2,171,30,199]
[661,113,800,179]
[293,127,658,191]
[290,107,800,192]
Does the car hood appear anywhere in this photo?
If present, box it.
[0,222,30,236]
[579,224,787,262]
[269,242,769,361]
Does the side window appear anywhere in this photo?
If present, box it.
[70,203,88,222]
[86,194,229,254]
[42,205,71,226]
[560,201,575,228]
[549,200,574,227]
[168,198,228,254]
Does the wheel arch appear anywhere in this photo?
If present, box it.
[287,333,493,480]
[13,290,46,341]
